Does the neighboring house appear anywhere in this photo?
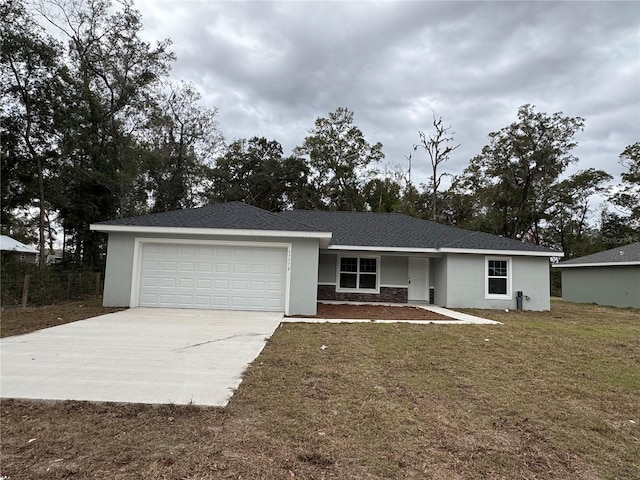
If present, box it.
[0,235,38,264]
[91,202,562,315]
[553,242,640,309]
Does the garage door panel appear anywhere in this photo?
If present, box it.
[158,294,175,304]
[233,263,249,274]
[141,277,158,287]
[145,245,162,255]
[143,259,160,270]
[160,277,176,288]
[162,261,177,272]
[177,294,194,305]
[141,293,157,303]
[195,295,210,306]
[215,263,230,273]
[266,298,283,308]
[212,296,228,307]
[268,264,285,275]
[139,243,287,311]
[198,263,212,273]
[248,296,266,307]
[179,262,195,272]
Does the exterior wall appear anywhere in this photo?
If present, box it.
[103,233,136,308]
[1,251,38,264]
[432,257,447,306]
[561,266,640,308]
[101,231,320,315]
[444,254,551,311]
[288,239,320,314]
[381,256,408,286]
[318,253,336,283]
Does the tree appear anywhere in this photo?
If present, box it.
[36,0,174,266]
[210,137,314,211]
[543,168,612,257]
[413,113,459,221]
[1,0,69,262]
[450,104,585,243]
[294,107,384,211]
[610,142,640,229]
[363,177,402,213]
[600,210,640,246]
[145,82,223,212]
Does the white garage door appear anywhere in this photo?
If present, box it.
[138,243,287,311]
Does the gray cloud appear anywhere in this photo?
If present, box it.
[135,0,639,189]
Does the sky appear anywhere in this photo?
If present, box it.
[129,0,639,193]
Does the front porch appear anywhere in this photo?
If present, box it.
[317,252,441,305]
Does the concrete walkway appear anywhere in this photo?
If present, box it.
[284,301,501,325]
[0,309,283,407]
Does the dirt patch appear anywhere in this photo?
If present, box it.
[293,302,454,320]
[0,298,125,338]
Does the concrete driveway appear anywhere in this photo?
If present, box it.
[0,309,283,407]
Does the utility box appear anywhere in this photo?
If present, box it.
[516,290,524,310]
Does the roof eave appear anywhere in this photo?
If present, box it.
[439,247,563,257]
[327,245,440,253]
[327,245,562,257]
[553,261,640,268]
[90,224,333,240]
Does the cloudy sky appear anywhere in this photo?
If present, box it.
[134,0,638,189]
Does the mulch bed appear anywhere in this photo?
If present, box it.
[292,303,454,320]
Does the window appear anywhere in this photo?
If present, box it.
[338,256,379,292]
[486,257,511,298]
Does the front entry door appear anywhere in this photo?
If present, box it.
[408,257,429,302]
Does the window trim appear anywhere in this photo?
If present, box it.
[336,255,380,293]
[485,256,512,299]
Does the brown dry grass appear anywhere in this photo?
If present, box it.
[0,298,125,338]
[1,300,639,479]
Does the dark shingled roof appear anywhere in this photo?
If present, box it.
[94,202,560,254]
[94,202,326,233]
[278,210,558,253]
[557,242,640,266]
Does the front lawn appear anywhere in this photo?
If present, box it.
[1,300,639,479]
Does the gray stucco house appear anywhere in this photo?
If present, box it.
[91,202,561,315]
[554,242,640,309]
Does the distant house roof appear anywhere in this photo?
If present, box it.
[0,235,38,254]
[278,210,560,255]
[554,242,640,268]
[91,202,332,241]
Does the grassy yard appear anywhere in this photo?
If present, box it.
[1,300,639,479]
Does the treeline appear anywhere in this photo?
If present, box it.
[2,0,638,269]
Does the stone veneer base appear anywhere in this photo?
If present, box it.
[317,285,408,303]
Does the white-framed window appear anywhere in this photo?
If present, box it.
[485,256,511,299]
[336,256,380,293]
